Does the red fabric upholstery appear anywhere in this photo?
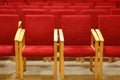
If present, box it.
[52,3,71,6]
[111,9,120,14]
[64,46,95,57]
[68,6,91,14]
[22,46,54,57]
[0,14,19,45]
[6,0,24,3]
[81,9,109,29]
[98,15,120,45]
[0,5,15,9]
[86,0,104,3]
[0,9,17,14]
[103,46,120,57]
[27,0,44,3]
[67,0,85,3]
[74,3,94,8]
[51,9,77,28]
[96,3,116,6]
[20,9,47,20]
[25,15,55,45]
[17,5,40,9]
[0,45,15,56]
[95,6,116,12]
[61,15,91,45]
[43,6,65,10]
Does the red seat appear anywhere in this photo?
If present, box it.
[96,3,117,6]
[0,5,15,9]
[68,6,91,14]
[96,15,120,80]
[0,9,18,14]
[95,6,116,12]
[18,15,58,80]
[51,9,77,28]
[19,9,47,28]
[6,0,24,3]
[86,0,104,3]
[52,2,71,6]
[81,9,109,29]
[74,3,94,8]
[59,15,99,80]
[67,0,85,3]
[111,9,120,14]
[0,14,20,78]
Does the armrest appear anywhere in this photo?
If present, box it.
[18,21,22,28]
[59,29,64,42]
[54,29,58,42]
[95,29,104,42]
[14,28,22,41]
[18,29,25,42]
[91,29,99,42]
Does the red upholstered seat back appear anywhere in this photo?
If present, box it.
[81,9,109,29]
[0,14,19,45]
[98,15,120,45]
[111,9,120,14]
[0,9,18,14]
[86,0,104,3]
[6,0,24,3]
[61,15,91,45]
[25,15,55,45]
[51,9,77,28]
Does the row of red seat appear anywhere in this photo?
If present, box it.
[0,5,120,28]
[0,2,120,8]
[1,3,120,7]
[0,0,120,3]
[0,14,120,80]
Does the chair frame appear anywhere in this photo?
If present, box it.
[59,29,99,80]
[18,27,58,80]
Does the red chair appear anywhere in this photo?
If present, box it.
[111,9,120,14]
[86,0,104,3]
[0,9,18,14]
[6,0,24,3]
[81,9,109,29]
[0,14,20,78]
[95,6,116,12]
[68,6,91,14]
[43,5,65,10]
[52,2,71,6]
[67,0,85,3]
[20,9,47,20]
[96,15,120,80]
[46,0,65,3]
[96,3,117,6]
[0,5,15,9]
[18,15,58,80]
[59,15,99,80]
[51,9,77,28]
[74,3,94,8]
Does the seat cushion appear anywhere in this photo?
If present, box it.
[22,46,54,57]
[104,46,120,57]
[0,45,15,56]
[64,46,95,57]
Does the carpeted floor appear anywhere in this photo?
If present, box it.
[0,58,120,80]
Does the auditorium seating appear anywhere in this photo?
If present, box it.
[0,14,20,78]
[96,15,120,80]
[18,15,58,80]
[59,15,99,80]
[111,9,120,14]
[0,5,15,9]
[51,9,77,28]
[0,9,18,14]
[68,6,91,13]
[81,9,109,28]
